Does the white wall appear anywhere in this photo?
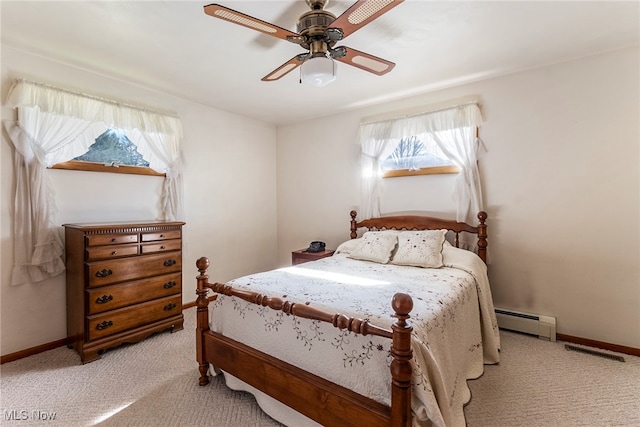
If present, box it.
[277,47,640,348]
[1,47,278,356]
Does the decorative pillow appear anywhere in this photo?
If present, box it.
[390,229,448,268]
[334,238,362,255]
[347,231,398,264]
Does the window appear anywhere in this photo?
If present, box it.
[5,79,184,285]
[356,101,483,221]
[52,128,164,176]
[381,134,459,178]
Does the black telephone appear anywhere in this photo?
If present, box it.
[306,241,326,253]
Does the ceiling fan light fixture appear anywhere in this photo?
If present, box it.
[301,55,336,87]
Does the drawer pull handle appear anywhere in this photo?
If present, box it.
[163,259,176,267]
[96,269,113,277]
[163,281,176,289]
[96,295,113,304]
[96,320,113,330]
[160,245,165,250]
[111,238,116,243]
[164,302,177,311]
[111,251,117,256]
[159,234,164,238]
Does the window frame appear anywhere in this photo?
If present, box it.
[49,127,165,177]
[381,127,478,179]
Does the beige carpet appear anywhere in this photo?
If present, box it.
[465,331,640,427]
[1,307,638,426]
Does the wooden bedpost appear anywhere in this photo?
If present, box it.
[477,211,488,264]
[196,257,212,386]
[350,210,358,239]
[390,293,413,427]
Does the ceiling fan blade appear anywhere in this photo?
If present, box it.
[203,4,300,42]
[333,46,395,76]
[329,0,404,39]
[262,55,305,82]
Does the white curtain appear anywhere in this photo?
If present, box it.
[129,128,184,221]
[3,79,184,285]
[356,103,484,223]
[356,121,403,219]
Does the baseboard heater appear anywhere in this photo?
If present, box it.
[495,308,556,341]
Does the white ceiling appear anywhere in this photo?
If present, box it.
[2,1,639,126]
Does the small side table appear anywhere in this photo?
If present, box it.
[291,249,335,265]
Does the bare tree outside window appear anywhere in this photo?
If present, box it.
[381,134,458,177]
[73,128,150,167]
[51,128,163,176]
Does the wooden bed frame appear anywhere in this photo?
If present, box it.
[195,211,488,427]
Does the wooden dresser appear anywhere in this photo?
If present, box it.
[64,220,185,363]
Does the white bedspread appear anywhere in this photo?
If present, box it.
[209,246,500,427]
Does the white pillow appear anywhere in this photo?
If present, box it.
[390,229,448,268]
[347,231,398,264]
[334,239,362,255]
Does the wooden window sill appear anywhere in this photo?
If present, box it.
[382,165,459,178]
[50,161,165,177]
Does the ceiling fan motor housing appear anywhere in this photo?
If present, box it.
[297,10,338,50]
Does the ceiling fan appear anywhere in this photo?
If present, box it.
[203,0,404,87]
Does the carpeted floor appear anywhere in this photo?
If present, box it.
[1,307,638,426]
[464,331,640,426]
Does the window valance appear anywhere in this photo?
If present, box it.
[357,102,483,145]
[6,79,182,136]
[3,79,185,285]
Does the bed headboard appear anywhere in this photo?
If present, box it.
[349,210,488,264]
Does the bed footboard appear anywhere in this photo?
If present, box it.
[195,257,414,427]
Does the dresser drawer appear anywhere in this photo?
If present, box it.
[86,243,139,261]
[141,239,182,254]
[86,234,138,247]
[87,251,182,288]
[142,230,181,242]
[87,272,181,314]
[87,295,182,341]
